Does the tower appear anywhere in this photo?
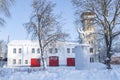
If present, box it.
[81,12,98,62]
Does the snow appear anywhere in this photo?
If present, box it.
[112,53,120,57]
[0,63,120,80]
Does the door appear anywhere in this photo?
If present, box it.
[49,56,59,66]
[67,58,75,66]
[31,58,40,67]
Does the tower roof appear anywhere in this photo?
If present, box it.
[81,12,95,21]
[81,12,95,16]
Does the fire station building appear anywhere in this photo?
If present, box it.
[7,40,79,67]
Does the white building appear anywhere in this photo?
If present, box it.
[7,40,79,67]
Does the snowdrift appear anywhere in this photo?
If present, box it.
[0,63,120,80]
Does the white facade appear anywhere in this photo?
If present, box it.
[7,40,79,67]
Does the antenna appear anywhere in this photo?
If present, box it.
[7,35,10,44]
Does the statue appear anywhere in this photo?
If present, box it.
[77,28,86,43]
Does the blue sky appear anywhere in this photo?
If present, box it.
[0,0,78,42]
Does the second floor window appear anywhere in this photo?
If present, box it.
[37,48,40,53]
[72,48,75,53]
[67,48,70,53]
[55,48,58,53]
[32,48,35,53]
[13,48,16,53]
[19,48,22,53]
[49,48,52,53]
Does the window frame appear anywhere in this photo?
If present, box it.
[55,48,58,53]
[49,48,52,53]
[25,60,28,64]
[37,48,40,54]
[18,59,21,64]
[67,48,70,53]
[13,48,16,53]
[32,48,35,53]
[19,48,22,53]
[90,48,93,53]
[72,48,75,53]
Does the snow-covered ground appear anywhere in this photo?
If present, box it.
[0,63,120,80]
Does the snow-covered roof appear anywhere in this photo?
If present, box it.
[112,53,120,57]
[8,40,79,46]
[8,40,39,46]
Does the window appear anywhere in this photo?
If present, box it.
[13,59,16,64]
[19,48,22,53]
[90,48,93,53]
[67,48,70,53]
[13,48,16,53]
[25,60,28,64]
[37,48,40,53]
[90,57,94,62]
[49,48,52,53]
[18,59,21,64]
[32,48,35,53]
[55,48,58,53]
[72,48,75,53]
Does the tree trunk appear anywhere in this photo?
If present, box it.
[106,48,112,69]
[41,51,47,70]
[41,55,46,70]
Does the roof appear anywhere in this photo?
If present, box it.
[8,40,79,46]
[112,53,120,57]
[81,12,95,16]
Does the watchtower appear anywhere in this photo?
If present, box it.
[81,12,98,62]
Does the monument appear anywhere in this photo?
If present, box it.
[75,28,90,70]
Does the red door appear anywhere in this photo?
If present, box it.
[67,58,75,66]
[49,56,59,66]
[31,58,40,67]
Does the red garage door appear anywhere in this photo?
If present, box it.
[31,58,40,67]
[67,58,75,66]
[49,56,59,66]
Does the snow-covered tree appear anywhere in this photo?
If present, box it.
[25,0,67,70]
[72,0,120,69]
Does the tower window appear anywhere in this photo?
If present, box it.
[90,57,94,62]
[90,48,93,53]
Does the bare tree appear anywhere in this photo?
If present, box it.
[25,0,67,70]
[0,40,7,59]
[0,0,14,25]
[72,0,120,69]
